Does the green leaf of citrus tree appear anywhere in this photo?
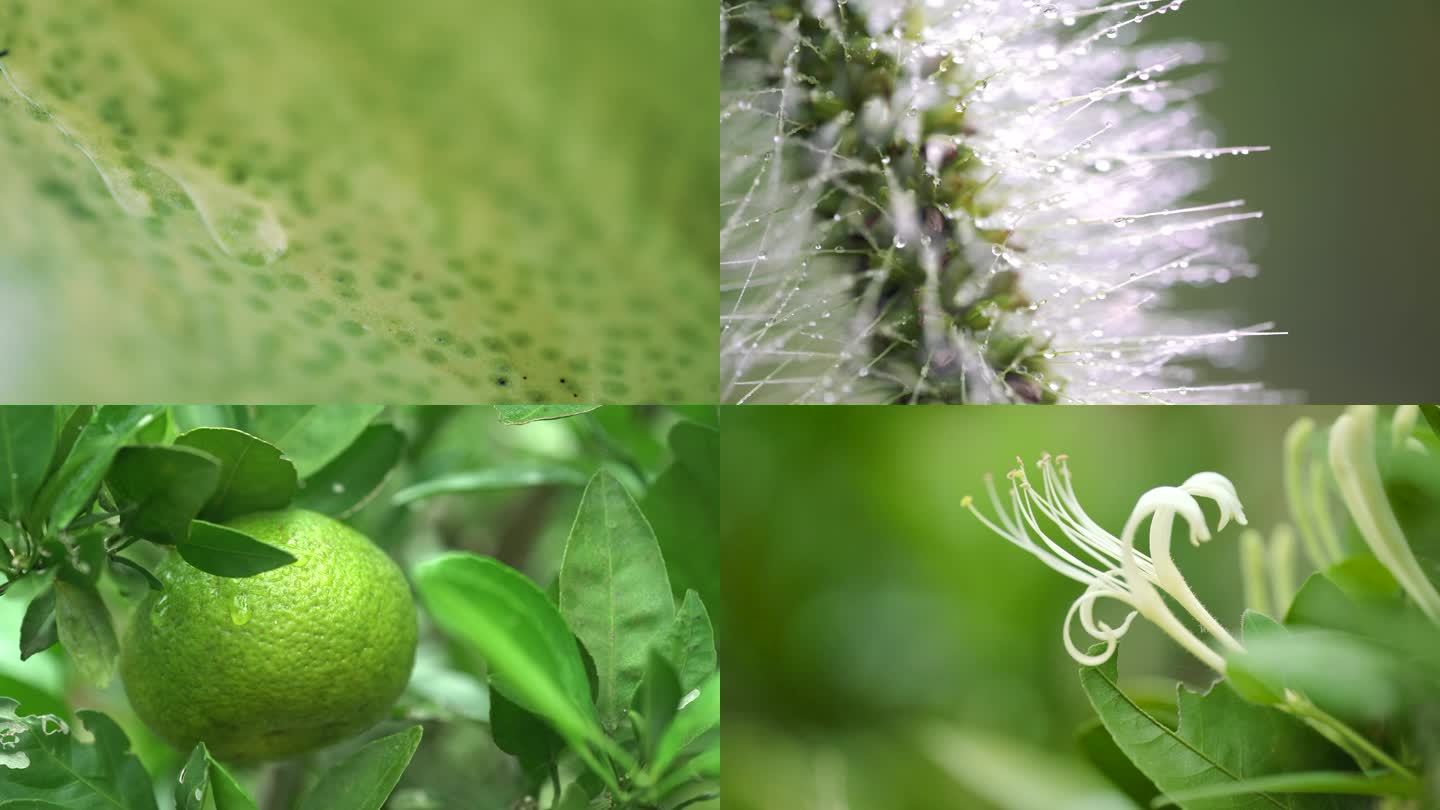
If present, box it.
[248,406,384,477]
[177,742,259,810]
[495,405,601,425]
[295,423,405,518]
[413,553,603,750]
[18,585,58,661]
[0,1,712,402]
[0,701,158,809]
[650,671,720,781]
[32,405,164,533]
[560,471,675,729]
[641,422,720,642]
[0,406,59,523]
[109,556,165,594]
[297,726,423,810]
[179,520,296,577]
[658,590,718,691]
[635,650,683,761]
[53,580,119,688]
[490,687,565,789]
[175,427,298,522]
[391,464,589,506]
[106,444,221,544]
[1079,650,1361,810]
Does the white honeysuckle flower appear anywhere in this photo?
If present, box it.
[1328,406,1440,622]
[722,0,1281,404]
[963,455,1245,672]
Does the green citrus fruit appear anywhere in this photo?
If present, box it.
[119,509,417,761]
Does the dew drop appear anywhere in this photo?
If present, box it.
[230,595,251,626]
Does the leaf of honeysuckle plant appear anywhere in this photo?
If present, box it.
[0,0,713,402]
[1080,649,1362,810]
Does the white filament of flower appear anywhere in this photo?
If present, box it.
[963,455,1245,672]
[1328,406,1440,622]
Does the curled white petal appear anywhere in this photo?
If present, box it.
[1182,472,1248,535]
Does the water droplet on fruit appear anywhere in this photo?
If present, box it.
[230,595,251,626]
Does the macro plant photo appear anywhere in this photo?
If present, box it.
[0,0,713,402]
[720,0,1440,404]
[724,405,1440,809]
[0,404,720,809]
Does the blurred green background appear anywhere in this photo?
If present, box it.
[1148,1,1440,401]
[722,405,1346,809]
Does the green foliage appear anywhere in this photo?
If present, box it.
[560,472,675,729]
[297,726,423,810]
[106,444,221,544]
[1080,651,1359,810]
[173,428,297,522]
[496,405,602,425]
[177,520,297,578]
[293,424,405,518]
[247,405,385,478]
[176,743,257,810]
[0,701,156,809]
[0,407,59,524]
[0,405,715,807]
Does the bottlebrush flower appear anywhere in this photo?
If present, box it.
[721,0,1279,403]
[963,455,1246,671]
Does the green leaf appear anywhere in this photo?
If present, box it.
[1154,772,1421,806]
[495,405,601,425]
[659,590,718,691]
[0,406,59,523]
[635,650,683,761]
[53,580,119,688]
[18,586,58,661]
[589,407,667,473]
[413,553,602,750]
[106,444,221,544]
[32,405,165,533]
[179,520,296,577]
[641,422,720,642]
[1420,405,1440,443]
[391,464,589,506]
[170,405,241,433]
[650,671,720,781]
[109,556,165,594]
[1079,650,1360,810]
[1076,716,1163,808]
[559,471,675,729]
[0,701,158,809]
[1227,630,1404,722]
[652,743,720,798]
[297,726,423,810]
[49,529,108,586]
[174,427,299,522]
[670,405,720,431]
[248,406,384,477]
[490,687,564,789]
[176,742,259,810]
[295,424,405,518]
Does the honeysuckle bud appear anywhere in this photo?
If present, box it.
[721,0,1278,404]
[963,456,1244,672]
[1327,406,1440,622]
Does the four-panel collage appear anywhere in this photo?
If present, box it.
[4,0,1440,808]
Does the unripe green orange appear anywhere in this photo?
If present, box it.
[119,509,417,761]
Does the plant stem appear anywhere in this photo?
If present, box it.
[260,758,308,810]
[1284,691,1418,782]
